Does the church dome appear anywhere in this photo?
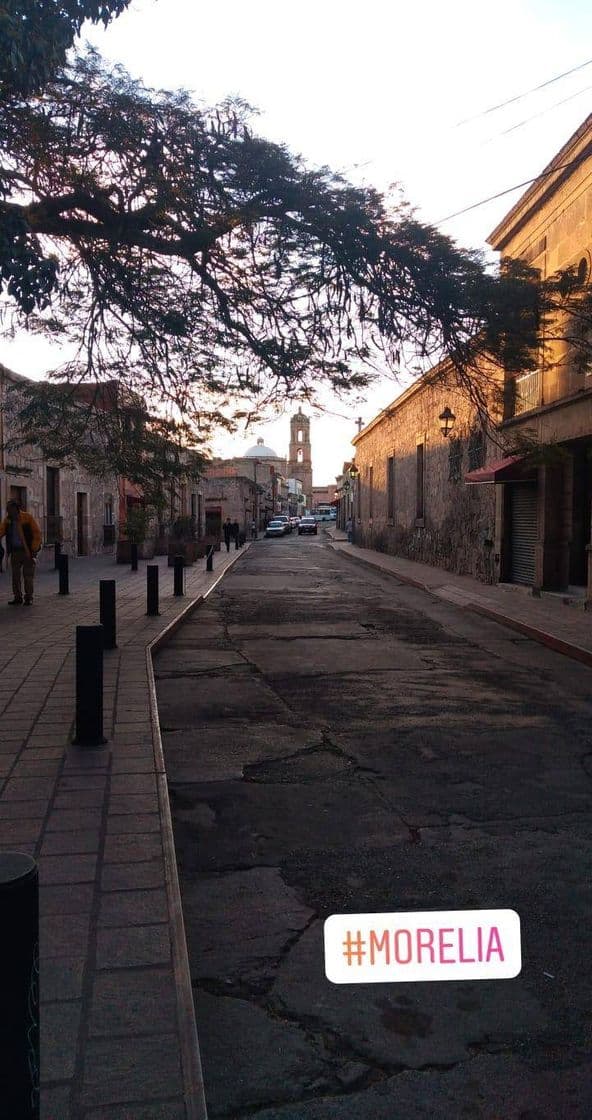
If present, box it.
[243,437,280,459]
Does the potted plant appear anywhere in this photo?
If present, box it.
[167,514,200,565]
[116,504,155,563]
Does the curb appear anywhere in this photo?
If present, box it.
[145,543,250,1120]
[328,542,592,671]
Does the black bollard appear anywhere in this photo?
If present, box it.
[0,853,39,1120]
[54,540,62,570]
[173,555,184,597]
[130,541,138,572]
[58,553,69,595]
[99,580,117,650]
[235,535,240,550]
[206,545,214,572]
[147,564,159,616]
[73,625,106,746]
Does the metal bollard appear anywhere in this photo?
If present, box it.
[146,564,159,616]
[73,625,106,746]
[0,852,39,1120]
[173,555,184,597]
[130,541,138,572]
[99,580,117,650]
[206,545,214,572]
[58,553,69,595]
[54,540,62,570]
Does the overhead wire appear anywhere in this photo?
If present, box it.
[437,152,591,224]
[481,83,592,145]
[455,57,592,125]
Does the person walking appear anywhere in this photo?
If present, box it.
[0,500,42,605]
[251,519,257,540]
[223,518,233,552]
[231,519,240,549]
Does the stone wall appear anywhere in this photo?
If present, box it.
[353,371,498,583]
[201,475,260,535]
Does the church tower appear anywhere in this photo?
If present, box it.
[286,409,313,510]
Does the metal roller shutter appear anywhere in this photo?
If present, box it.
[510,483,537,585]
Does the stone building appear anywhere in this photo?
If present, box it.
[286,409,313,509]
[353,113,592,596]
[352,362,499,583]
[487,112,592,593]
[207,410,315,525]
[201,470,260,538]
[0,365,119,561]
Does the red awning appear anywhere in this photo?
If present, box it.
[464,455,528,485]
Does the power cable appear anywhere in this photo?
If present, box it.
[482,83,592,145]
[455,57,592,126]
[437,152,591,224]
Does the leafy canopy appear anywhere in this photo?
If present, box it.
[1,47,566,465]
[0,1,131,97]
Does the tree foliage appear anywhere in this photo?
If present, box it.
[3,46,589,475]
[0,0,131,98]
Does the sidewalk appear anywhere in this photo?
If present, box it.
[325,528,592,667]
[0,545,248,1120]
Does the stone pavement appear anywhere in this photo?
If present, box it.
[326,527,592,665]
[0,545,248,1120]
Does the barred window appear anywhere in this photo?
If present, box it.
[467,427,485,472]
[448,438,463,483]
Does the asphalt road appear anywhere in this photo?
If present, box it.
[155,533,592,1119]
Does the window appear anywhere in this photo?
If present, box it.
[368,465,373,519]
[104,495,113,525]
[448,438,463,484]
[387,456,395,519]
[467,427,485,472]
[297,429,303,442]
[297,448,303,463]
[416,443,424,520]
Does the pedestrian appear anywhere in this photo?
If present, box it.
[0,500,42,605]
[223,517,233,552]
[231,519,240,549]
[251,519,257,540]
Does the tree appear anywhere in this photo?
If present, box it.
[0,1,131,98]
[0,49,558,471]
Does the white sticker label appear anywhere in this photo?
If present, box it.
[324,909,521,984]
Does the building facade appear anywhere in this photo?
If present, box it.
[352,365,499,583]
[488,113,592,593]
[352,114,592,597]
[0,365,120,561]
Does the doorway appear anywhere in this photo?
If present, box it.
[205,507,222,539]
[569,443,592,585]
[76,492,88,555]
[9,485,27,510]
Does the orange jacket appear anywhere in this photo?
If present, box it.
[0,511,43,557]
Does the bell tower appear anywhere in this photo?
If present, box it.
[287,409,313,509]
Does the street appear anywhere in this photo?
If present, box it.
[155,532,592,1119]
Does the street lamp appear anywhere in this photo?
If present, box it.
[439,406,456,438]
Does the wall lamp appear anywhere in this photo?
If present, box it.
[439,407,456,438]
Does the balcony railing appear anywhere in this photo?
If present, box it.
[506,370,541,418]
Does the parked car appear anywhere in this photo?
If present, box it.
[272,515,292,534]
[298,516,318,535]
[265,519,288,538]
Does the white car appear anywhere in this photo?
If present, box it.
[265,520,287,537]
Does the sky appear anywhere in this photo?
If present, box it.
[3,0,592,483]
